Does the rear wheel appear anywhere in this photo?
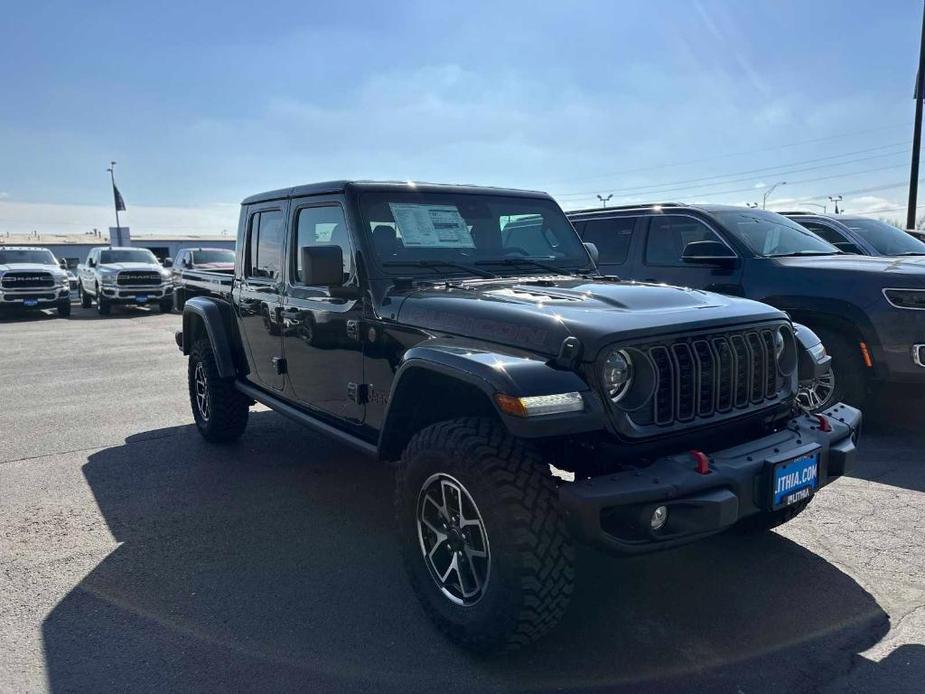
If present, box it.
[56,299,71,318]
[188,338,249,443]
[395,417,574,653]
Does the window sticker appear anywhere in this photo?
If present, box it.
[389,203,475,248]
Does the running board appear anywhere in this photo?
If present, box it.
[235,380,377,457]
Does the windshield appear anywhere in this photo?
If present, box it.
[358,192,591,277]
[713,209,840,257]
[192,249,235,264]
[843,219,925,255]
[99,249,159,264]
[0,249,57,265]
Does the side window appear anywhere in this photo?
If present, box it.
[581,217,636,265]
[246,210,284,280]
[645,216,726,267]
[293,205,352,284]
[800,221,847,245]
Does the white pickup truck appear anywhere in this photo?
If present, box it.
[77,246,174,315]
[0,246,72,317]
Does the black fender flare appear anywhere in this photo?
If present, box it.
[180,297,238,379]
[759,296,879,347]
[378,342,607,456]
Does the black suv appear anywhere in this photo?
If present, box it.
[568,203,925,407]
[176,182,858,651]
[781,212,925,257]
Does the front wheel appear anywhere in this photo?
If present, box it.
[96,286,111,315]
[79,283,92,309]
[158,297,174,313]
[395,418,574,653]
[813,328,867,407]
[796,369,837,412]
[188,338,249,443]
[56,299,71,318]
[174,288,186,312]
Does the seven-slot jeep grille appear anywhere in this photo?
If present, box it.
[634,327,782,427]
[1,272,54,289]
[117,271,161,286]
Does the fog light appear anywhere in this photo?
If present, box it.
[650,505,668,531]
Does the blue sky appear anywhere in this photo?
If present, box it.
[1,0,922,234]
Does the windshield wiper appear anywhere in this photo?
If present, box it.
[474,257,585,275]
[382,259,497,279]
[766,251,841,257]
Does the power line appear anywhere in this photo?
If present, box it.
[554,144,910,199]
[538,121,912,187]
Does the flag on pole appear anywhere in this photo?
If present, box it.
[113,183,126,211]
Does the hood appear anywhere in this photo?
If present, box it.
[772,255,925,285]
[98,262,165,272]
[0,262,66,277]
[395,277,785,357]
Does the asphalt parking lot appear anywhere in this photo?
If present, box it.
[1,308,923,693]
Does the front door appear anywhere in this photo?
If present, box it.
[281,199,364,423]
[636,214,744,294]
[236,204,287,390]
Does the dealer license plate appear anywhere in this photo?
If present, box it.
[771,452,819,510]
[23,299,38,307]
[135,295,148,304]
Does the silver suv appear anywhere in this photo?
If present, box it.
[77,246,174,315]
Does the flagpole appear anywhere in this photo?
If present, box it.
[107,161,121,231]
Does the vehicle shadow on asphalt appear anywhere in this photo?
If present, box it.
[40,411,901,693]
[0,306,175,322]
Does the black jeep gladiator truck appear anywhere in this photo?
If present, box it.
[569,203,925,409]
[176,181,859,651]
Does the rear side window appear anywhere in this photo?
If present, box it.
[799,221,847,245]
[645,215,726,266]
[293,205,352,284]
[246,210,284,279]
[580,217,636,264]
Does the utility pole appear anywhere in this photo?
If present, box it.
[762,181,787,209]
[828,195,843,214]
[107,161,121,231]
[909,1,925,229]
[596,194,613,208]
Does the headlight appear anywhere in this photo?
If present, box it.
[883,288,925,310]
[602,349,634,403]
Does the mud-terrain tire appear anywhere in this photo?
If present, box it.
[395,417,575,653]
[79,283,92,309]
[174,288,186,312]
[812,328,867,408]
[188,338,249,443]
[733,499,812,535]
[56,299,71,317]
[96,286,111,315]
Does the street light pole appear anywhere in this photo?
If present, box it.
[106,161,121,231]
[828,195,843,214]
[762,181,786,209]
[597,194,613,208]
[908,0,925,229]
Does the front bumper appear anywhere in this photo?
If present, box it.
[100,284,173,304]
[0,287,70,307]
[559,403,861,555]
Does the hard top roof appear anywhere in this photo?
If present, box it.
[565,202,750,217]
[241,180,551,205]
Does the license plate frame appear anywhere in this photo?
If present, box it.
[769,451,820,510]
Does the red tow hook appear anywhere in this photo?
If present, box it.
[690,450,711,475]
[815,414,832,432]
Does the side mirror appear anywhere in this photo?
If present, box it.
[163,257,173,268]
[58,259,67,270]
[301,245,344,286]
[833,241,862,255]
[682,240,737,266]
[88,258,96,268]
[583,241,599,266]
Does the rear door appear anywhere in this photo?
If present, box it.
[235,203,287,390]
[280,197,365,423]
[639,214,744,294]
[578,215,641,276]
